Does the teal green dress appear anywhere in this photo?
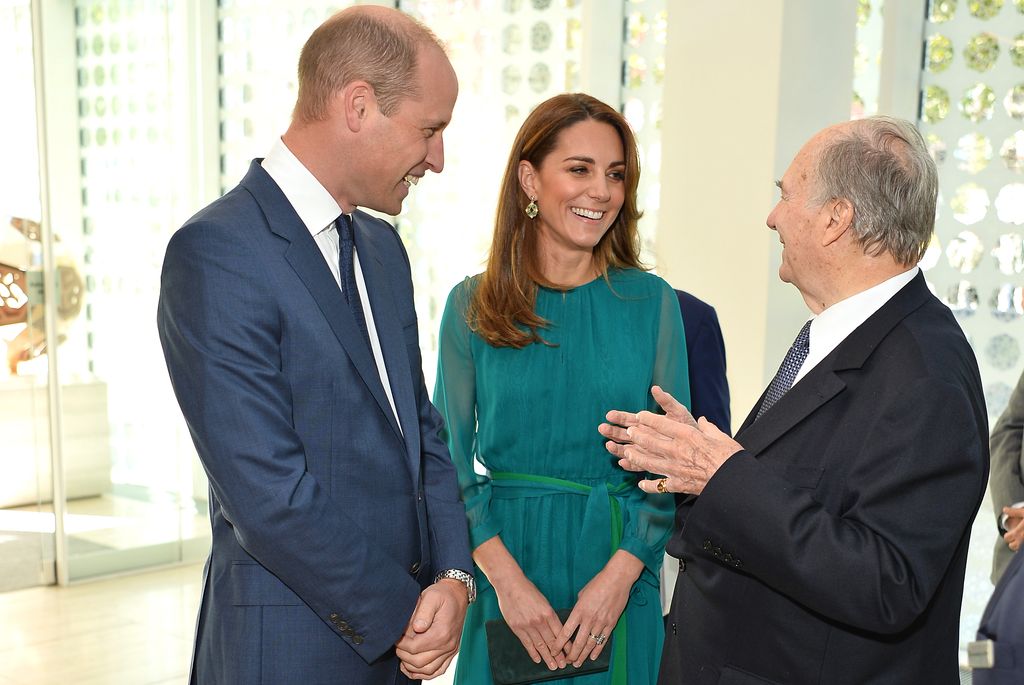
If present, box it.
[434,268,690,685]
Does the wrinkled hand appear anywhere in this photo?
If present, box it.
[598,385,742,495]
[556,552,639,667]
[1004,506,1024,553]
[492,572,566,670]
[395,579,468,680]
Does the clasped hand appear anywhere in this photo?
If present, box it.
[395,579,468,680]
[493,555,637,671]
[598,385,742,495]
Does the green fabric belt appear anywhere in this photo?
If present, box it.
[490,471,631,684]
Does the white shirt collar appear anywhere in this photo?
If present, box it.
[794,266,920,384]
[261,138,341,236]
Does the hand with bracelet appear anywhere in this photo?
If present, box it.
[395,569,475,680]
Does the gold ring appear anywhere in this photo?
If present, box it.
[656,478,667,493]
[589,632,607,645]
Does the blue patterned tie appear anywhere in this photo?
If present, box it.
[337,214,371,350]
[756,320,812,420]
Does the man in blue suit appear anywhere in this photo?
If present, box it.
[157,7,473,684]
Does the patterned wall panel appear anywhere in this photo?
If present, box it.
[919,0,1024,649]
[73,0,195,483]
[218,0,346,191]
[919,0,1024,422]
[621,0,667,264]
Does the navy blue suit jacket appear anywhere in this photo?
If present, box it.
[158,161,471,684]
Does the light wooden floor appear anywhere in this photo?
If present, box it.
[0,564,202,685]
[0,563,458,685]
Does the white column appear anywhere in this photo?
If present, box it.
[655,0,858,422]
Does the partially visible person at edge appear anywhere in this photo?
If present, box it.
[157,7,472,683]
[601,116,988,684]
[988,370,1024,584]
[433,92,689,684]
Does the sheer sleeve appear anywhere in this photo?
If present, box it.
[617,278,690,573]
[433,278,501,550]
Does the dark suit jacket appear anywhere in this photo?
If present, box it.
[974,542,1024,684]
[661,273,989,685]
[988,371,1024,583]
[157,161,471,685]
[674,290,731,435]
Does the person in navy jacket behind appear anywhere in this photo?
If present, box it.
[674,290,730,435]
[660,290,731,614]
[974,546,1024,684]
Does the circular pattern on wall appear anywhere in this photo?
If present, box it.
[944,280,980,316]
[964,32,999,71]
[986,333,1021,369]
[986,381,1013,417]
[990,284,1024,320]
[928,34,955,72]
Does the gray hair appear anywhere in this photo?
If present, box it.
[810,116,937,266]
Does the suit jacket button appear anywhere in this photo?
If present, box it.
[713,546,722,558]
[343,627,355,637]
[353,635,364,645]
[329,613,339,620]
[410,561,421,574]
[337,621,350,630]
[703,539,713,551]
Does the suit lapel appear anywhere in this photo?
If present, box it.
[354,215,421,477]
[736,273,933,454]
[239,162,403,442]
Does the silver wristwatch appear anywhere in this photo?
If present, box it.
[434,568,476,604]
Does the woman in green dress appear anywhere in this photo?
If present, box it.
[434,93,690,684]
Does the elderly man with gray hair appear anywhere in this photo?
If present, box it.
[601,116,989,684]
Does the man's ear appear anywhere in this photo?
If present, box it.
[518,160,538,199]
[822,197,854,246]
[341,81,374,132]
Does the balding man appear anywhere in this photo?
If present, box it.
[158,7,472,683]
[601,117,988,684]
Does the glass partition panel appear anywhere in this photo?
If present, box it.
[49,0,210,581]
[0,0,56,592]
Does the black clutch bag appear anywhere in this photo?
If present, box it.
[484,608,611,685]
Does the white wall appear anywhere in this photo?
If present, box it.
[655,0,858,422]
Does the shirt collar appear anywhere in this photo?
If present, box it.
[808,266,920,359]
[261,138,342,237]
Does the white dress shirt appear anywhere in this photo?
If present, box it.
[262,138,402,431]
[792,267,920,386]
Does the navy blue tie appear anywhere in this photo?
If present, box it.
[337,214,371,350]
[756,320,811,420]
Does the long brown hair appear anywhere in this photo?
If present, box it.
[468,93,645,348]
